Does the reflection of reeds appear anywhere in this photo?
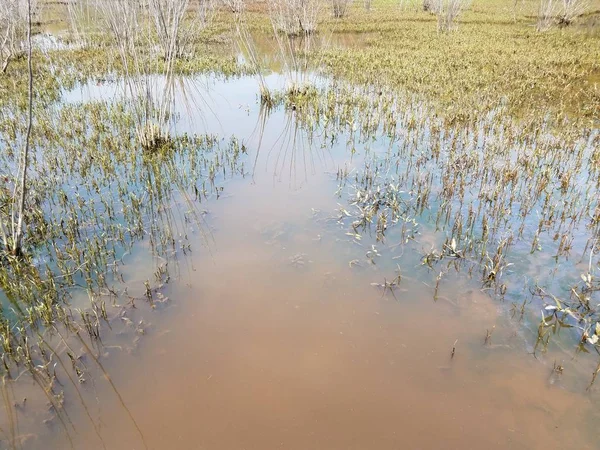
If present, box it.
[94,0,215,151]
[1,376,18,450]
[234,3,334,99]
[233,13,271,101]
[250,100,332,188]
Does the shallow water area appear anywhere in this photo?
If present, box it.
[25,177,599,449]
[2,70,600,450]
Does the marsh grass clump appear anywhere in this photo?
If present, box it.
[433,0,469,32]
[537,0,590,30]
[331,0,352,18]
[282,84,320,110]
[422,0,435,11]
[268,0,322,35]
[260,86,277,109]
[138,121,174,153]
[290,79,600,369]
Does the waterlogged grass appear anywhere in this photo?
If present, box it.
[0,0,600,445]
[27,0,600,128]
[0,22,242,112]
[0,91,247,445]
[316,0,600,124]
[258,77,600,374]
[238,0,600,368]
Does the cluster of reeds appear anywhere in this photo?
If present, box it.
[537,0,590,30]
[424,0,470,31]
[267,0,321,35]
[0,0,36,73]
[331,0,352,18]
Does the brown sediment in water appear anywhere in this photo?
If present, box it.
[2,66,599,449]
[15,169,595,450]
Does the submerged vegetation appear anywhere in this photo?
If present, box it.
[249,64,600,368]
[0,0,599,447]
[0,92,246,446]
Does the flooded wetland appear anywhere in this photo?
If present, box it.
[1,0,600,449]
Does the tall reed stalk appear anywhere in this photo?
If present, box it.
[0,0,33,256]
[537,0,557,30]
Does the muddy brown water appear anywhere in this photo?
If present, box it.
[3,74,600,449]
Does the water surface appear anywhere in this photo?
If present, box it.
[3,73,599,450]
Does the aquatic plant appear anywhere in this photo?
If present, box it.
[0,78,248,444]
[267,77,600,363]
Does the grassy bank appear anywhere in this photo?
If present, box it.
[313,0,600,125]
